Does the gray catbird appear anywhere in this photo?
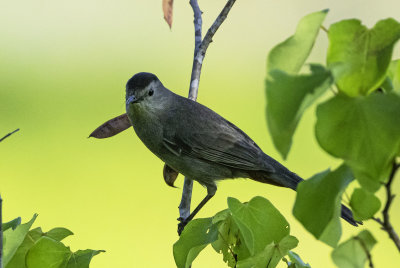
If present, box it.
[125,72,359,232]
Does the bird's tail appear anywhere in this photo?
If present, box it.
[248,169,361,226]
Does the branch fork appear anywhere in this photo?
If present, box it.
[179,0,237,234]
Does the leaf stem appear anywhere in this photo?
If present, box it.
[354,236,374,268]
[320,25,329,33]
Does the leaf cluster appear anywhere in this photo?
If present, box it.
[173,196,309,268]
[2,215,104,268]
[265,8,400,266]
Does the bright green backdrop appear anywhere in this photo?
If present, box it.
[1,0,399,267]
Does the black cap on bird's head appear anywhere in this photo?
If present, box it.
[126,72,165,107]
[126,72,159,90]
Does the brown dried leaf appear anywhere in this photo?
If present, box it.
[163,164,179,188]
[89,113,131,139]
[162,0,173,29]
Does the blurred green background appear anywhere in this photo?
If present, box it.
[1,0,399,267]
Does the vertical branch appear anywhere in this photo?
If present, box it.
[178,0,203,224]
[178,0,237,233]
[187,0,203,101]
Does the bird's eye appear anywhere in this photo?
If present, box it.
[149,89,154,96]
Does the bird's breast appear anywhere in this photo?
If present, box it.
[127,104,165,157]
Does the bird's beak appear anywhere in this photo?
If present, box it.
[126,95,138,106]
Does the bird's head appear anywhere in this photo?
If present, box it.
[125,72,166,113]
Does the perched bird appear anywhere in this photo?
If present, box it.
[124,72,359,233]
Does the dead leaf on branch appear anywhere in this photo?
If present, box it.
[163,164,179,188]
[89,113,131,139]
[162,0,174,29]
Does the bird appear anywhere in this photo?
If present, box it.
[124,72,359,233]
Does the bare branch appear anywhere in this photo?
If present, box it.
[373,162,400,252]
[0,129,20,143]
[179,0,238,234]
[188,0,236,99]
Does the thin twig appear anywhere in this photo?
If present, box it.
[320,25,329,33]
[354,236,374,268]
[373,162,400,252]
[188,0,237,98]
[178,0,238,234]
[0,129,20,143]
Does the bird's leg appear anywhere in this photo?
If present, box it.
[177,184,216,235]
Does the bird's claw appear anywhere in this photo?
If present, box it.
[177,217,189,235]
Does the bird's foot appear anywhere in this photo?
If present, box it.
[177,217,190,235]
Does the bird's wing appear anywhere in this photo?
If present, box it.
[162,99,274,172]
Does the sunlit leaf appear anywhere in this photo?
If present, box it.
[267,9,328,74]
[386,60,400,93]
[25,237,71,268]
[66,249,105,268]
[327,18,400,96]
[46,227,74,242]
[293,165,353,247]
[332,230,376,268]
[173,218,218,268]
[2,217,21,231]
[287,251,311,268]
[211,212,241,268]
[89,113,131,139]
[236,235,298,268]
[162,0,174,29]
[266,65,333,158]
[3,214,37,266]
[315,93,400,191]
[228,196,290,255]
[6,227,43,268]
[350,188,381,221]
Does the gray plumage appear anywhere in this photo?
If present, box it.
[125,72,359,227]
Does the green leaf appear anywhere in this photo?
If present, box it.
[327,18,400,96]
[315,93,400,191]
[7,227,74,268]
[350,188,381,221]
[212,212,242,268]
[46,228,74,242]
[66,249,105,268]
[293,165,353,247]
[2,217,21,231]
[379,76,394,92]
[25,237,71,268]
[332,230,376,268]
[212,209,230,225]
[3,214,37,266]
[387,60,400,93]
[287,251,311,268]
[266,65,333,158]
[228,196,290,255]
[267,9,328,74]
[6,227,44,268]
[173,218,218,268]
[236,235,298,268]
